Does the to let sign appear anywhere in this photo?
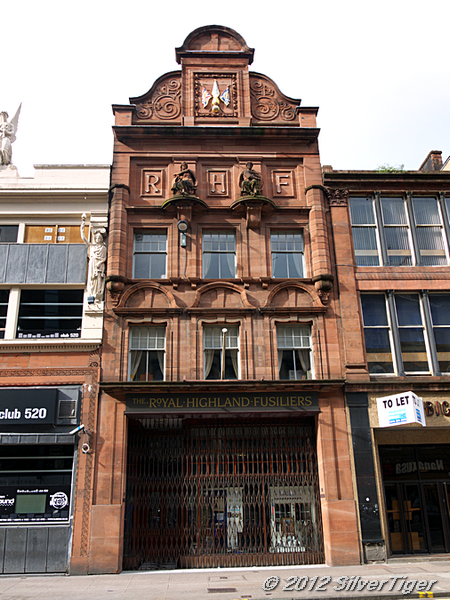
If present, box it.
[376,391,426,428]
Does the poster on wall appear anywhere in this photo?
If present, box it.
[376,391,426,428]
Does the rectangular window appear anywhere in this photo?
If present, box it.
[129,327,165,381]
[271,232,304,277]
[0,290,9,339]
[361,295,394,374]
[0,226,18,243]
[429,294,450,374]
[412,197,447,266]
[394,294,428,373]
[203,325,239,379]
[349,198,380,266]
[350,195,450,267]
[133,231,167,279]
[277,325,312,380]
[17,289,83,339]
[0,444,73,523]
[381,197,412,266]
[361,293,441,376]
[202,232,236,279]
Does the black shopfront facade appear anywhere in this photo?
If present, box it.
[0,386,81,574]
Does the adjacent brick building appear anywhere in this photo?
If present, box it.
[324,152,450,561]
[81,25,363,574]
[0,164,109,573]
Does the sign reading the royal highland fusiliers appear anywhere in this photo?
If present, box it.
[126,392,319,414]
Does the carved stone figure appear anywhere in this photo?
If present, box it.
[0,105,21,166]
[81,214,107,306]
[171,162,197,196]
[239,162,263,196]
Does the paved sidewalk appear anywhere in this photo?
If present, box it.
[1,559,450,600]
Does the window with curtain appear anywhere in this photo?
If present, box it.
[202,232,236,279]
[129,326,165,381]
[271,231,304,277]
[276,324,312,380]
[133,231,167,279]
[349,195,450,267]
[203,325,239,379]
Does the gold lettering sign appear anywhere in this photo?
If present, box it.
[126,392,319,414]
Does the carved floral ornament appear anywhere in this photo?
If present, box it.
[325,188,349,206]
[250,77,298,122]
[134,77,182,121]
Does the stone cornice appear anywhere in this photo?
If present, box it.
[113,125,320,144]
[0,340,101,353]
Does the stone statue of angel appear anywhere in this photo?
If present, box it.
[81,213,107,306]
[0,104,21,166]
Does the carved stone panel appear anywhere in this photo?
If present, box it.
[250,76,299,123]
[207,169,229,198]
[271,170,295,198]
[141,170,164,197]
[194,73,237,118]
[134,75,182,122]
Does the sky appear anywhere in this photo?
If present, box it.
[3,0,450,177]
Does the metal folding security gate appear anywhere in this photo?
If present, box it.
[123,417,324,570]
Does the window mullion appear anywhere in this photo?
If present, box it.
[387,291,405,376]
[421,291,440,375]
[438,192,450,262]
[406,192,420,266]
[374,193,389,266]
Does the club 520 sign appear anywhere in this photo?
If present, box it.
[0,388,57,425]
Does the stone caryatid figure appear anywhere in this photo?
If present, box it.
[171,162,197,196]
[81,214,107,307]
[0,105,21,166]
[239,161,263,196]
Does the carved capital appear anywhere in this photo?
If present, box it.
[325,188,349,206]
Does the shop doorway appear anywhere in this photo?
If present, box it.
[380,445,450,555]
[123,417,324,569]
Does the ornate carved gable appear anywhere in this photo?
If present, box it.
[131,72,181,124]
[250,74,300,124]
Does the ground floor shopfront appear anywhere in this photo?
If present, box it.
[348,387,450,562]
[82,382,361,574]
[0,386,82,574]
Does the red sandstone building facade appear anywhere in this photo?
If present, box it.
[324,153,450,561]
[81,26,363,574]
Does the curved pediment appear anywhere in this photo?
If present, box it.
[191,282,253,309]
[264,282,322,309]
[131,72,182,123]
[118,282,178,310]
[176,25,254,61]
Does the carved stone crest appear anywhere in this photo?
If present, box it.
[194,73,237,118]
